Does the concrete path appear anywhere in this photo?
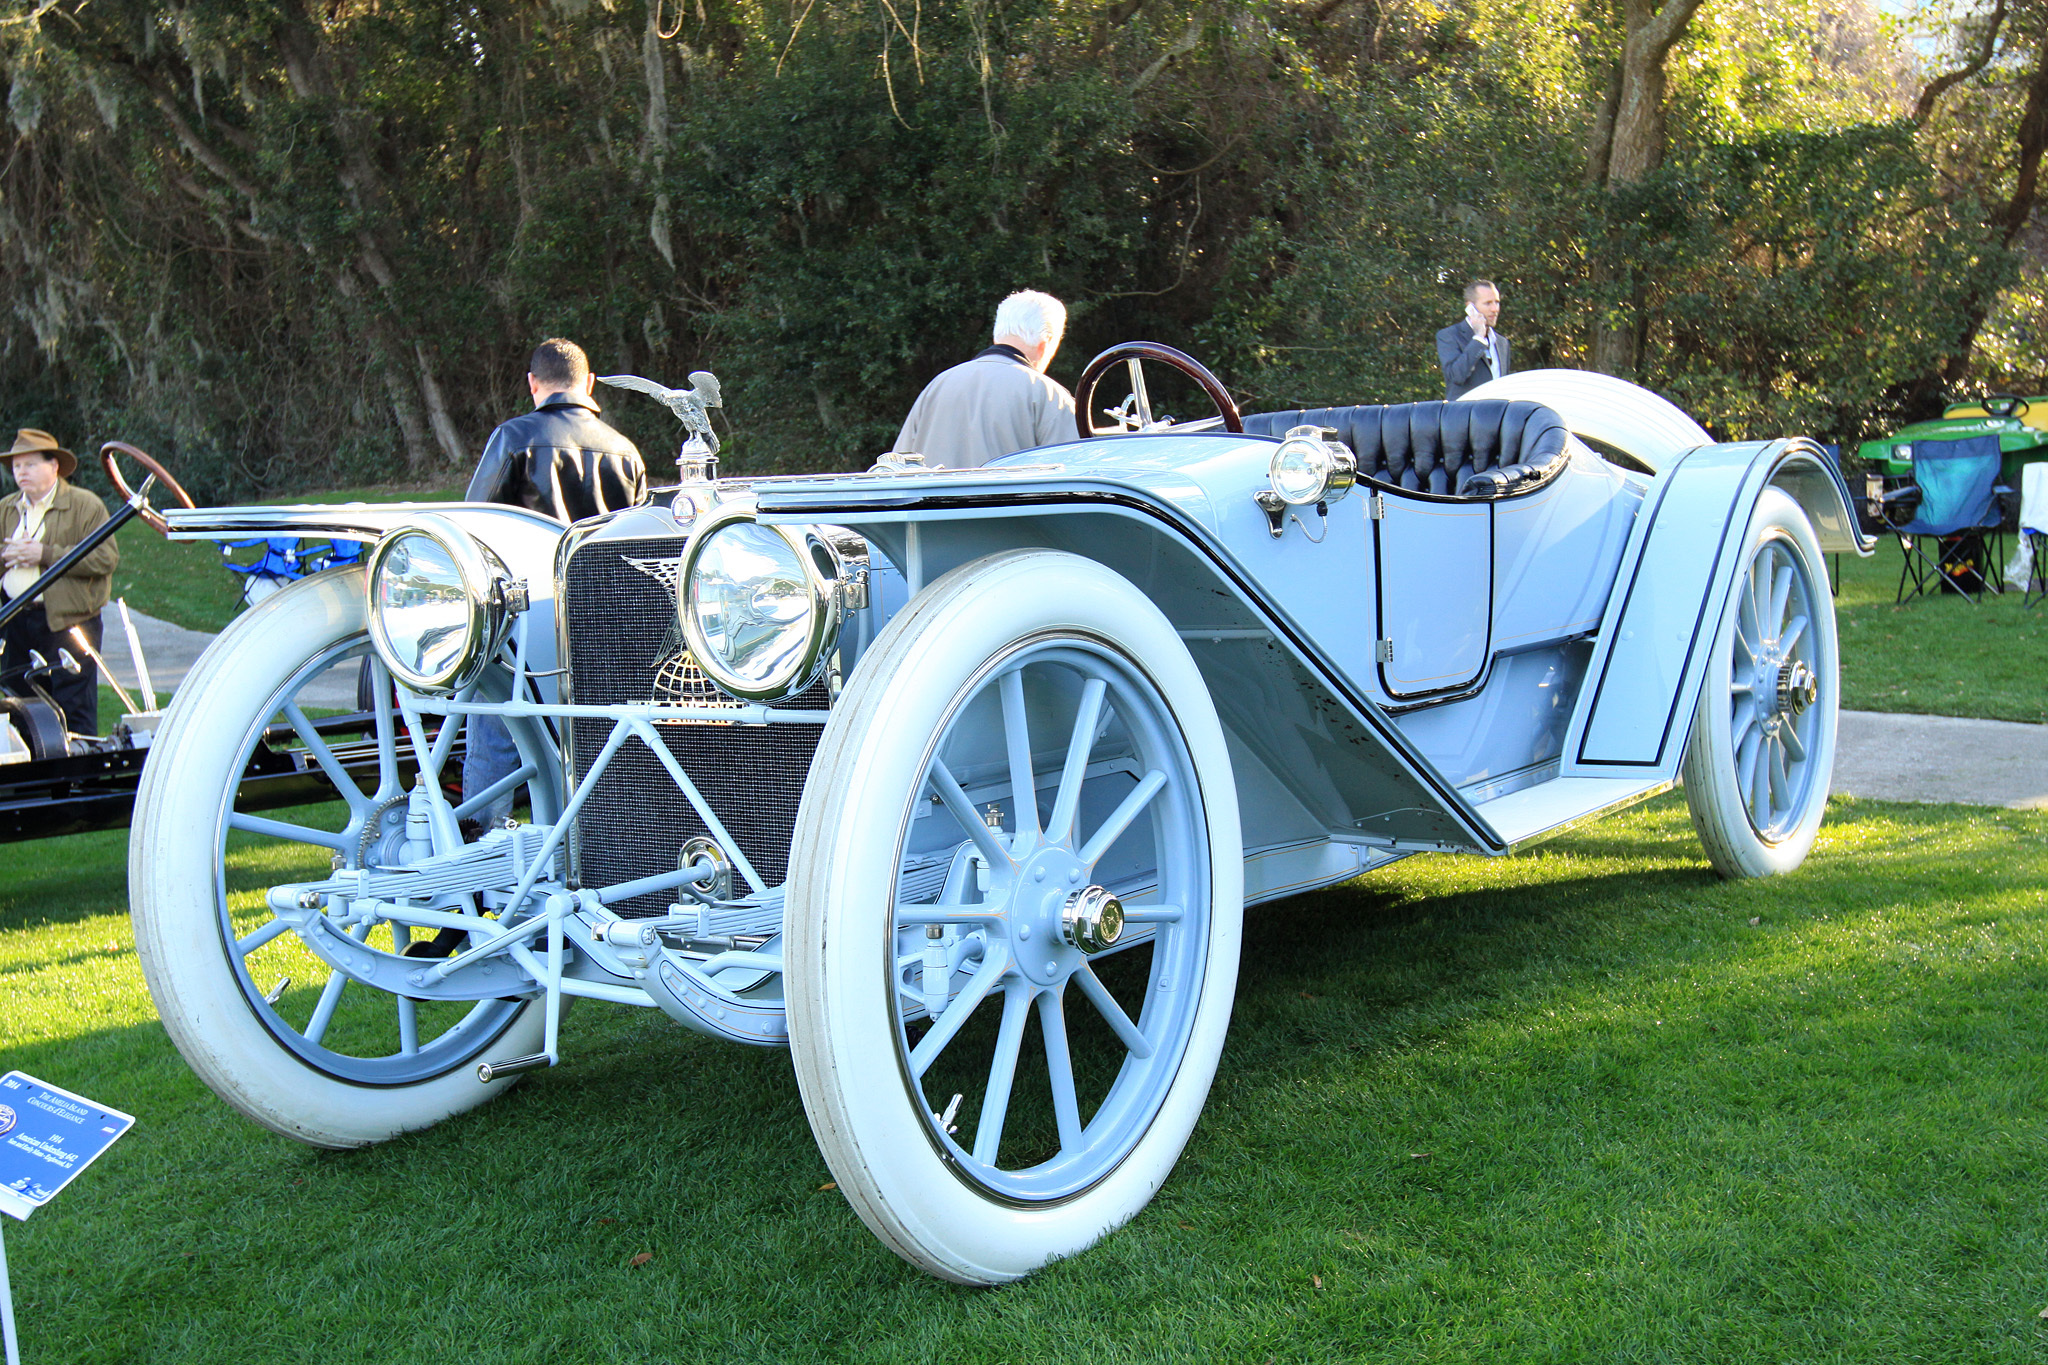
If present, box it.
[105,604,2046,809]
[107,603,357,711]
[1832,710,2048,810]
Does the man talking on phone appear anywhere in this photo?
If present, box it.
[1436,280,1510,401]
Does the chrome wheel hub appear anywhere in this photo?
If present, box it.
[1749,648,1818,741]
[1060,885,1125,955]
[1776,659,1817,718]
[1007,845,1091,986]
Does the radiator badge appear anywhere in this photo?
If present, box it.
[624,555,740,715]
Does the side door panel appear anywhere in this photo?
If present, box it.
[1372,492,1492,699]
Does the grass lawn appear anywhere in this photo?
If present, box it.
[2,794,2044,1362]
[1832,536,2048,723]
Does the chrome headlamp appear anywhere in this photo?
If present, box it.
[365,515,515,693]
[1267,425,1358,507]
[678,509,855,702]
[1895,442,1913,464]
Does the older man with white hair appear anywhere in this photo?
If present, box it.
[893,290,1077,468]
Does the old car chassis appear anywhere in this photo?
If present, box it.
[129,350,1872,1284]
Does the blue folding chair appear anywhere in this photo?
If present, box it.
[1887,435,2011,604]
[296,538,365,574]
[222,536,368,607]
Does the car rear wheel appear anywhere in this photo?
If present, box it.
[1682,488,1838,878]
[786,549,1242,1283]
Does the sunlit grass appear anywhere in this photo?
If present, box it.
[3,794,2045,1361]
[1833,536,2048,722]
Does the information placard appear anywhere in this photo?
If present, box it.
[0,1073,134,1222]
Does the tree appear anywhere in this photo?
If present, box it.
[1908,0,2048,391]
[1584,0,1707,376]
[0,0,2008,493]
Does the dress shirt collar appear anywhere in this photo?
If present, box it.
[13,481,60,518]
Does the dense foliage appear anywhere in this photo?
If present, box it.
[0,0,2030,496]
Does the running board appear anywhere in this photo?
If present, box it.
[1472,775,1674,852]
[1243,839,1409,905]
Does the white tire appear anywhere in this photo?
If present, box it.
[786,550,1242,1284]
[130,569,557,1147]
[1682,488,1839,877]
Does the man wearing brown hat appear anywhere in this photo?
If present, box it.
[2,429,118,739]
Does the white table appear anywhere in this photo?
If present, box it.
[2021,463,2048,603]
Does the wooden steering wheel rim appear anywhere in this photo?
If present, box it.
[1073,341,1244,437]
[100,441,198,536]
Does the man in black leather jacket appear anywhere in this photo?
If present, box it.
[453,338,646,853]
[465,338,647,522]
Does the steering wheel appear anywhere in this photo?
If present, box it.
[1073,341,1243,437]
[1981,393,2031,420]
[100,441,198,535]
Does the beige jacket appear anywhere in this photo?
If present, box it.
[894,348,1077,469]
[0,480,118,631]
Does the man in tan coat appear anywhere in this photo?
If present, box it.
[2,429,118,738]
[893,291,1077,468]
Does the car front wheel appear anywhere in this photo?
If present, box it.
[785,549,1243,1283]
[130,569,559,1146]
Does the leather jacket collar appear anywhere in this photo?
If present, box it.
[536,390,603,416]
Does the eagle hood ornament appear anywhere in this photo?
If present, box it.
[597,371,723,469]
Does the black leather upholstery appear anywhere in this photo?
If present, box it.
[1242,399,1570,498]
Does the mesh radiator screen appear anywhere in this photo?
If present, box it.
[561,534,830,917]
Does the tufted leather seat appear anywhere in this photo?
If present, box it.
[1242,399,1570,498]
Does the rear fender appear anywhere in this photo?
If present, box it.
[1558,438,1867,781]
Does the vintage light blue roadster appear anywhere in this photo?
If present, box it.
[129,346,1871,1283]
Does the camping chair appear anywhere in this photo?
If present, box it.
[1886,434,2012,604]
[2023,463,2048,608]
[220,536,300,607]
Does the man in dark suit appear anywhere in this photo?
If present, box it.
[1436,280,1509,401]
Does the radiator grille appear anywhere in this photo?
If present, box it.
[562,533,831,917]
